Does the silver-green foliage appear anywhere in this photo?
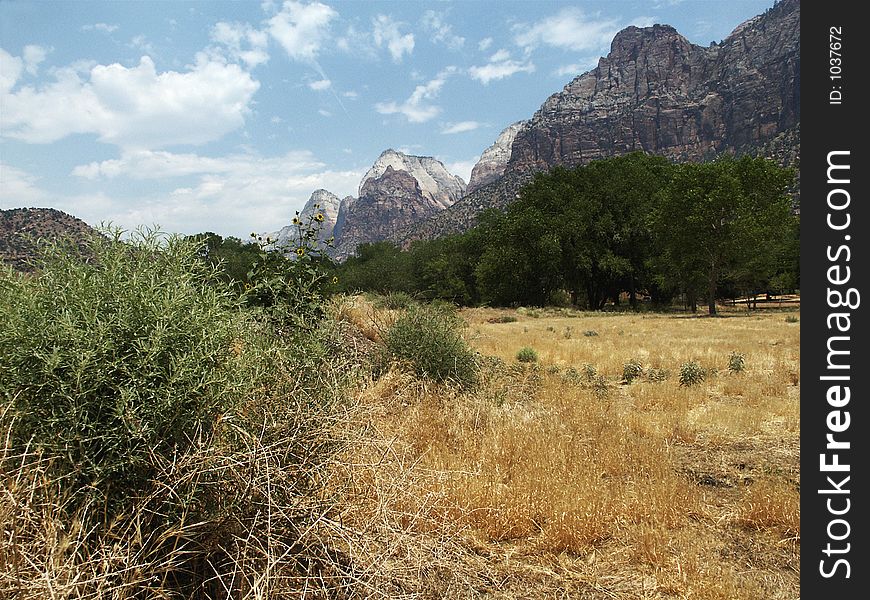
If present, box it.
[0,228,252,507]
[622,358,644,384]
[516,346,539,363]
[385,304,478,388]
[727,351,746,373]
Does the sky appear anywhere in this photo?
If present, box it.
[1,0,776,240]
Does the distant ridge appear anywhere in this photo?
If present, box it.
[1,208,98,272]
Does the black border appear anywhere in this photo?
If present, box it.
[801,1,869,595]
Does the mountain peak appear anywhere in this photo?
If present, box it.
[359,149,466,209]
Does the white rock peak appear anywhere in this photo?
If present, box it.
[358,149,466,210]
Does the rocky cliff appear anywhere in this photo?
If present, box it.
[333,166,443,260]
[396,0,799,244]
[466,121,527,195]
[359,149,466,210]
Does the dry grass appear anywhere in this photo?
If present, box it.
[1,299,800,598]
[324,301,800,599]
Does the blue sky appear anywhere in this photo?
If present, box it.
[1,0,775,239]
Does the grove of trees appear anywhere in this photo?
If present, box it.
[199,152,799,314]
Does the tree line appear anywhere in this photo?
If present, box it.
[194,152,799,314]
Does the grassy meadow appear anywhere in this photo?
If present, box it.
[1,236,800,599]
[321,297,800,599]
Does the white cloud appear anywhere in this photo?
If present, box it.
[0,48,22,93]
[318,109,332,117]
[308,78,331,91]
[421,10,464,50]
[128,35,155,55]
[22,45,49,75]
[372,15,414,62]
[468,50,534,85]
[514,8,621,53]
[1,53,259,149]
[441,121,481,135]
[268,0,337,62]
[211,21,270,67]
[375,67,456,123]
[342,90,358,99]
[478,37,493,51]
[0,163,49,205]
[82,23,119,34]
[71,149,324,180]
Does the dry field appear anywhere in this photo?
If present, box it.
[329,300,800,599]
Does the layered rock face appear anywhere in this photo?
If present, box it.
[333,166,443,260]
[466,121,527,195]
[397,0,799,244]
[507,0,799,172]
[359,149,466,209]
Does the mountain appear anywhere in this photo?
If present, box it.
[466,121,527,195]
[1,208,98,272]
[267,189,342,250]
[395,0,799,245]
[358,149,466,210]
[332,166,443,261]
[269,150,466,260]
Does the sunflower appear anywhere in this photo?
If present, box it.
[295,247,306,257]
[314,213,325,222]
[331,276,339,284]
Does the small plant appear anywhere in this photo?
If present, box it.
[592,375,610,400]
[488,315,518,323]
[563,326,573,339]
[582,363,598,382]
[679,361,706,386]
[374,291,415,310]
[516,346,539,363]
[546,364,561,374]
[583,330,599,337]
[785,315,799,323]
[384,304,478,388]
[622,358,644,384]
[546,325,556,332]
[727,351,746,373]
[646,367,670,382]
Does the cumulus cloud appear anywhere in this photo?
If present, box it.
[268,0,337,62]
[22,45,50,75]
[513,7,621,53]
[308,78,331,91]
[478,37,493,51]
[1,52,259,149]
[421,10,464,50]
[440,121,481,134]
[0,48,22,93]
[211,21,270,67]
[372,15,414,62]
[375,67,456,123]
[468,49,534,84]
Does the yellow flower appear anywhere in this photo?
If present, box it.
[295,247,305,256]
[315,213,325,222]
[292,217,300,225]
[332,276,339,284]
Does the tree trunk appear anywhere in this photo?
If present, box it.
[707,262,718,315]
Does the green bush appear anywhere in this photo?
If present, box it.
[727,351,746,373]
[0,228,253,509]
[373,291,416,310]
[384,304,478,388]
[622,358,644,384]
[679,361,706,386]
[516,346,539,363]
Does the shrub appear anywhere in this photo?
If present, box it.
[384,304,478,388]
[374,291,415,310]
[245,210,333,335]
[488,315,518,323]
[679,361,706,386]
[622,358,644,384]
[0,228,252,510]
[516,347,539,363]
[646,367,670,382]
[728,351,746,373]
[583,330,599,337]
[785,315,799,323]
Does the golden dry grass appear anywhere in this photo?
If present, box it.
[327,301,800,599]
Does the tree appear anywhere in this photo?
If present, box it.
[651,156,795,314]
